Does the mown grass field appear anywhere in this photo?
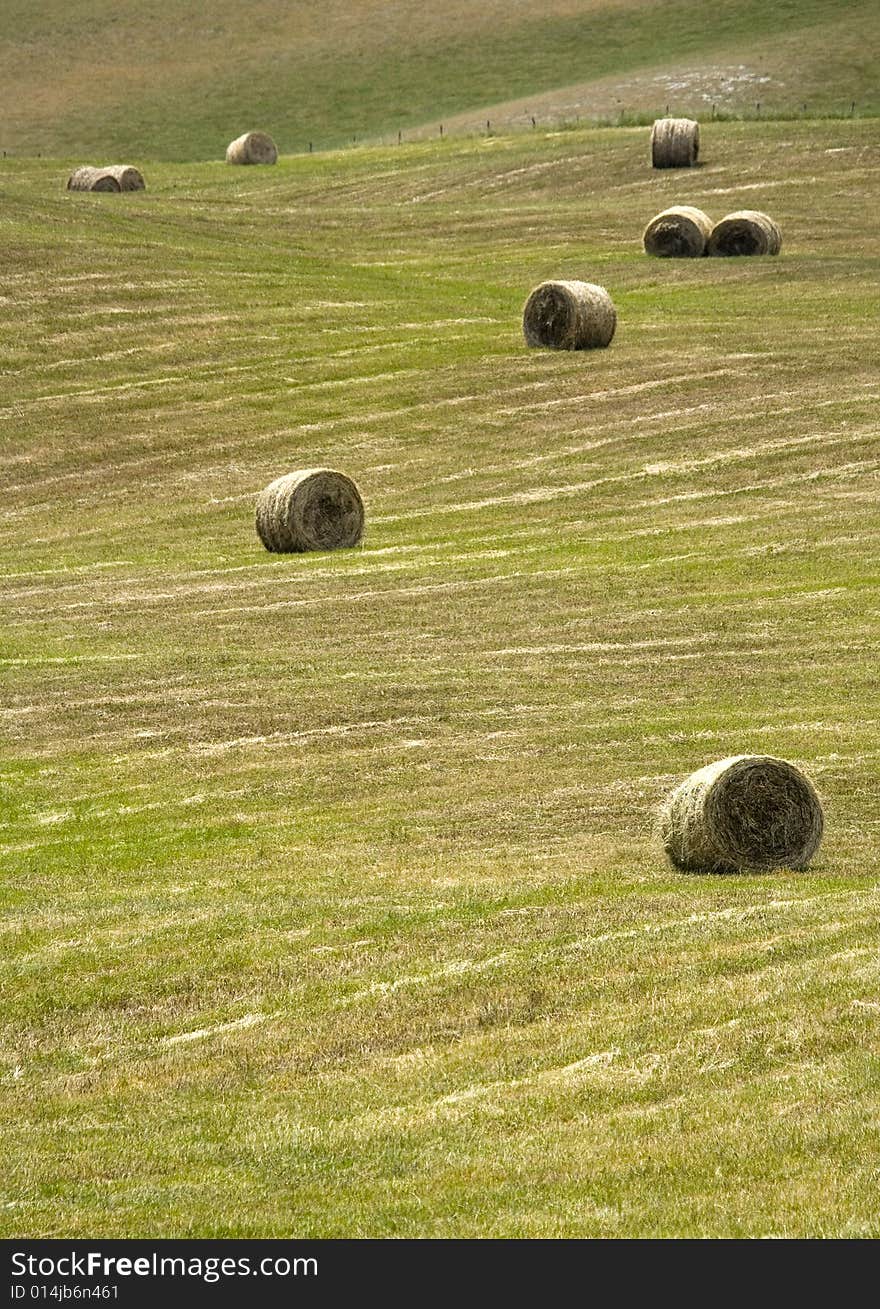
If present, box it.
[1,117,880,1237]
[1,0,878,158]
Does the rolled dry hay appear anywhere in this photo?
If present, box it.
[103,165,145,191]
[67,166,121,193]
[651,117,700,168]
[643,205,712,257]
[255,468,365,553]
[226,132,278,165]
[67,165,145,192]
[660,755,824,874]
[707,210,782,257]
[522,280,616,351]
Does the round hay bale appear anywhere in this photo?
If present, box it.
[67,166,121,193]
[103,165,146,191]
[522,280,616,351]
[707,210,782,256]
[226,132,278,165]
[660,755,824,874]
[651,117,700,168]
[643,205,712,258]
[255,468,365,553]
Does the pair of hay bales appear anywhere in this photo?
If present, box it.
[644,206,782,258]
[226,132,278,165]
[67,165,145,193]
[661,755,824,874]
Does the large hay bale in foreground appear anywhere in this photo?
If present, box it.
[67,165,145,192]
[256,468,365,553]
[651,118,700,168]
[643,205,712,257]
[226,132,278,165]
[67,166,121,193]
[708,210,782,256]
[660,755,824,874]
[522,280,616,350]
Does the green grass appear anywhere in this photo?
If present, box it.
[1,118,880,1237]
[0,0,877,158]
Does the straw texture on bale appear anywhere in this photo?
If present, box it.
[707,210,782,256]
[67,165,145,192]
[67,166,121,193]
[651,117,700,168]
[522,280,616,351]
[226,132,278,165]
[103,165,145,191]
[643,205,712,257]
[660,755,824,874]
[255,469,365,553]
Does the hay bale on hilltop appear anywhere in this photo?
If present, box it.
[651,118,700,168]
[522,280,616,350]
[67,165,145,192]
[226,132,278,165]
[708,210,782,256]
[255,468,365,553]
[643,205,712,257]
[659,755,824,874]
[67,166,121,192]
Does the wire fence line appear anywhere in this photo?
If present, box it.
[0,101,871,162]
[301,99,870,156]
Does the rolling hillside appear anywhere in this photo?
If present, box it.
[0,0,877,160]
[2,118,879,1236]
